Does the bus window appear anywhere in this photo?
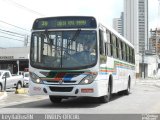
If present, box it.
[120,41,123,60]
[132,49,135,64]
[125,44,128,61]
[116,38,119,59]
[99,30,105,55]
[110,35,113,57]
[126,45,130,62]
[111,34,117,58]
[122,42,126,61]
[105,43,107,56]
[33,36,38,62]
[31,34,42,63]
[129,47,132,63]
[118,39,122,60]
[106,30,111,56]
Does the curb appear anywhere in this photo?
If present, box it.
[15,88,28,94]
[136,79,160,88]
[136,80,160,83]
[0,92,7,100]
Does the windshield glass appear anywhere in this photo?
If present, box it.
[30,30,97,69]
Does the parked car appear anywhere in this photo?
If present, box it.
[0,70,23,91]
[23,72,29,87]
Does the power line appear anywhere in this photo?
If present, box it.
[0,28,26,36]
[3,0,45,17]
[0,20,30,32]
[0,31,25,39]
[0,35,24,42]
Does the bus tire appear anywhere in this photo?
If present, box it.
[49,96,62,103]
[0,83,2,92]
[99,83,111,103]
[123,79,131,95]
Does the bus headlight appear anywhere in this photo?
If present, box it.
[79,74,97,85]
[30,72,43,84]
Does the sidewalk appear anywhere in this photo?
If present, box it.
[136,78,160,87]
[0,92,7,100]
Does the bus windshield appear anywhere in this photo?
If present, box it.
[30,30,97,70]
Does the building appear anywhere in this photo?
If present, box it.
[138,0,148,53]
[0,47,29,74]
[120,12,124,36]
[124,0,148,53]
[113,18,122,35]
[149,28,160,54]
[124,0,148,78]
[124,0,139,51]
[139,53,158,78]
[113,12,124,36]
[147,28,160,78]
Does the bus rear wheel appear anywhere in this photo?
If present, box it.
[49,96,62,103]
[123,80,131,95]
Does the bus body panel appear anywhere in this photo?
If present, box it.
[100,56,135,94]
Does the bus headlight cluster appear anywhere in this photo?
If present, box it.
[30,72,43,84]
[79,73,97,85]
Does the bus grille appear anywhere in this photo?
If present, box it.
[49,87,73,92]
[45,81,76,84]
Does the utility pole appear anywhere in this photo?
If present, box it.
[17,60,19,75]
[142,47,145,79]
[24,35,29,47]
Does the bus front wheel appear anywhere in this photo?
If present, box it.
[99,83,111,103]
[49,96,62,103]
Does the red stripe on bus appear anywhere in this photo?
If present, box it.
[53,72,66,81]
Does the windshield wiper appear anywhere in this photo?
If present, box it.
[44,29,50,42]
[71,29,81,41]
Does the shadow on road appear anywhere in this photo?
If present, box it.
[5,93,125,109]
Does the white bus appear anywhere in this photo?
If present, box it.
[29,16,135,103]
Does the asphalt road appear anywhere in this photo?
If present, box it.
[0,82,160,114]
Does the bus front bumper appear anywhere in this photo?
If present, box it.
[29,80,108,97]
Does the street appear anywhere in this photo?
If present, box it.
[0,80,160,114]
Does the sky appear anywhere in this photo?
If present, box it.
[0,0,159,47]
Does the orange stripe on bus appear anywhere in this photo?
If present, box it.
[100,70,115,72]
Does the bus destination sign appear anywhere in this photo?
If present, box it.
[32,16,97,29]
